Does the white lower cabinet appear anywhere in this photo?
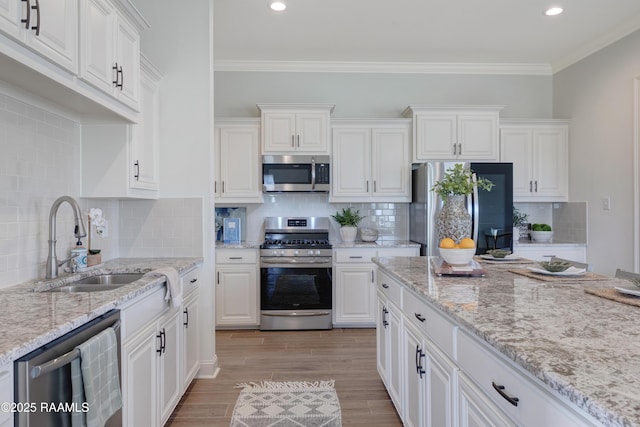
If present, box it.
[121,264,202,427]
[182,269,200,388]
[0,363,13,427]
[376,268,601,427]
[334,247,418,327]
[215,249,259,327]
[376,282,403,413]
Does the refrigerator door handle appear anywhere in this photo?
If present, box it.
[471,173,479,244]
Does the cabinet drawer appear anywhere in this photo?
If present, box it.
[182,266,201,297]
[377,270,402,307]
[216,249,257,264]
[403,290,456,359]
[457,331,598,426]
[334,249,377,263]
[121,285,168,341]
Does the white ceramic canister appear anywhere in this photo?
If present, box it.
[70,246,88,271]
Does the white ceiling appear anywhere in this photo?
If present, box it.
[213,0,640,74]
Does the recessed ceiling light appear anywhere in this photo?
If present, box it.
[269,1,287,12]
[545,7,563,16]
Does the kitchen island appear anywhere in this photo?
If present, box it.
[373,256,640,427]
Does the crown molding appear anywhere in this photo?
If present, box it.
[214,60,553,76]
[551,14,640,73]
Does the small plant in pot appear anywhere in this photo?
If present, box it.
[331,208,364,243]
[530,223,553,242]
[512,206,530,241]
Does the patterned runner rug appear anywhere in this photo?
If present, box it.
[230,380,342,427]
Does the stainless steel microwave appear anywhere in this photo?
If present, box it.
[262,155,330,192]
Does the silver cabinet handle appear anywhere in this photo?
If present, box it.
[229,257,243,260]
[297,135,300,147]
[366,180,369,192]
[222,181,225,193]
[291,135,295,147]
[534,180,538,192]
[349,256,363,259]
[529,181,533,192]
[453,143,457,156]
[458,143,462,155]
[373,180,377,192]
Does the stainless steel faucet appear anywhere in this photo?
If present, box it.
[45,196,87,279]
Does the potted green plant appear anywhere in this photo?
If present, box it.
[331,207,364,243]
[431,164,493,243]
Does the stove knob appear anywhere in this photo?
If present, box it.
[294,250,299,256]
[315,250,321,256]
[272,250,279,256]
[279,250,285,256]
[308,250,314,256]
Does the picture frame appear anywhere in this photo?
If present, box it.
[223,217,241,243]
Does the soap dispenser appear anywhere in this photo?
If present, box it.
[70,239,88,272]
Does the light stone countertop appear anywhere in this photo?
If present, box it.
[215,241,262,249]
[372,256,640,427]
[331,240,421,249]
[0,257,203,366]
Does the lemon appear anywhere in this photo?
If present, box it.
[439,237,455,249]
[459,237,475,249]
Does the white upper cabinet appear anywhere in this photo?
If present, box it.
[81,56,161,199]
[214,119,263,204]
[404,106,502,162]
[500,120,568,202]
[0,0,78,72]
[80,0,141,110]
[331,119,411,202]
[258,104,334,154]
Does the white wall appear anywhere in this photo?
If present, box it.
[554,30,640,275]
[215,71,553,118]
[132,0,216,377]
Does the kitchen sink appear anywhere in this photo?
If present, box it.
[45,273,145,293]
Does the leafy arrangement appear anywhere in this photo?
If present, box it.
[431,164,494,199]
[331,208,364,227]
[513,206,529,226]
[531,223,552,231]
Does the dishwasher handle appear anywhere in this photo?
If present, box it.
[30,320,121,379]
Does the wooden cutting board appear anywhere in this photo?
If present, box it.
[584,288,640,307]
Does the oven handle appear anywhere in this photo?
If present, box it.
[30,320,121,379]
[261,258,332,266]
[262,311,332,317]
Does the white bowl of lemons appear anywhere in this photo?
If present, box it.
[438,237,476,266]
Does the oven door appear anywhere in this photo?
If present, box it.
[260,262,332,311]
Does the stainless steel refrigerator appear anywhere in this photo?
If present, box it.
[410,162,513,256]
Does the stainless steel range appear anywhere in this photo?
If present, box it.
[260,217,333,330]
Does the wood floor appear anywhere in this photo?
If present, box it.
[166,328,403,426]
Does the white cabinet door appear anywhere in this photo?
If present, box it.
[217,124,262,202]
[415,112,458,160]
[0,0,24,40]
[403,323,425,427]
[424,341,456,427]
[500,121,568,202]
[262,112,296,152]
[216,265,259,326]
[532,127,568,198]
[122,322,159,427]
[332,127,371,197]
[79,0,114,94]
[499,128,533,198]
[159,309,182,426]
[182,291,200,390]
[114,13,140,108]
[457,113,499,160]
[296,112,329,152]
[0,363,13,427]
[387,302,403,411]
[334,264,376,325]
[372,126,410,197]
[130,59,160,191]
[376,298,389,382]
[26,0,78,73]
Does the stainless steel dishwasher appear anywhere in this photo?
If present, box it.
[14,309,122,427]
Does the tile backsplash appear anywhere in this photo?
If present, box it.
[240,193,409,242]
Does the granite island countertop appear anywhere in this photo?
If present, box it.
[0,257,203,366]
[372,256,640,427]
